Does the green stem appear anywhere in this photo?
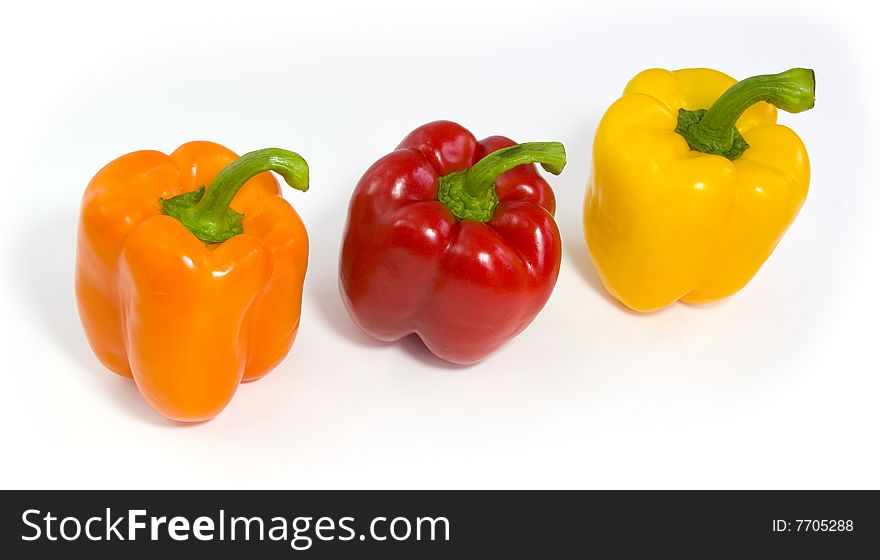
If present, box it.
[676,68,815,160]
[437,142,566,222]
[161,148,309,243]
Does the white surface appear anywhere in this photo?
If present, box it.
[1,0,878,489]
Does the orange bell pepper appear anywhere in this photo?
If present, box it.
[75,141,310,422]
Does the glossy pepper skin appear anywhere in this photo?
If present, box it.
[339,120,566,364]
[585,68,815,312]
[76,141,309,421]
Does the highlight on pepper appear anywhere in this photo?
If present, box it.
[75,142,310,422]
[584,68,815,312]
[339,120,566,365]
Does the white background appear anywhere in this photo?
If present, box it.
[1,0,878,489]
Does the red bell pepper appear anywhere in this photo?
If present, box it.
[339,120,566,364]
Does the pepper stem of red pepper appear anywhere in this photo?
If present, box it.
[438,142,566,222]
[675,68,815,160]
[161,148,309,243]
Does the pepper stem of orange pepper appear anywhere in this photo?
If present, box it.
[437,142,566,222]
[161,148,309,243]
[676,68,815,160]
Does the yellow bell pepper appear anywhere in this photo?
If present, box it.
[584,68,815,312]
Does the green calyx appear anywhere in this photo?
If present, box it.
[437,142,566,222]
[161,148,309,243]
[675,68,815,160]
[676,108,749,160]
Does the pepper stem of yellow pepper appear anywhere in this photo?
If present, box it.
[437,142,566,222]
[676,68,815,160]
[161,148,309,243]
